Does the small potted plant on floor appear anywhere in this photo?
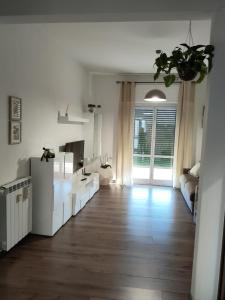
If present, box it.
[154,43,215,87]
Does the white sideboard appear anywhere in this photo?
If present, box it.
[72,173,99,216]
[31,153,74,236]
[31,154,100,237]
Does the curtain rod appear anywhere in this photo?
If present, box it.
[116,81,181,84]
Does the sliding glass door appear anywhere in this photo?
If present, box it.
[133,106,176,186]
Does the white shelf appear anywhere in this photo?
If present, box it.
[58,111,89,125]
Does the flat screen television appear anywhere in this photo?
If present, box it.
[64,140,84,172]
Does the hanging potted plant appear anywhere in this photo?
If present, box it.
[154,43,215,87]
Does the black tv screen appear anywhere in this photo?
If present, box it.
[65,140,84,172]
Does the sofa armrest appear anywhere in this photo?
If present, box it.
[183,168,191,174]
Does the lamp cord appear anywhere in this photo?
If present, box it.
[185,20,194,46]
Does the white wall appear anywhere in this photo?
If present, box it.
[0,24,88,186]
[193,80,208,163]
[91,74,120,160]
[191,6,225,299]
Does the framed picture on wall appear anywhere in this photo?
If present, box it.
[9,96,22,120]
[9,121,21,144]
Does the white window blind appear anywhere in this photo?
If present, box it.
[154,108,177,157]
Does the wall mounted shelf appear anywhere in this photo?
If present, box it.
[58,111,89,125]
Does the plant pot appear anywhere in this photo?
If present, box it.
[177,63,198,81]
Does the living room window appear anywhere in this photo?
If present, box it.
[133,106,176,186]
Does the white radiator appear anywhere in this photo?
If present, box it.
[0,176,32,251]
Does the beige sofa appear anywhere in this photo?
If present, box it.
[179,168,199,214]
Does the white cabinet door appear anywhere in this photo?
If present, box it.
[52,181,64,235]
[80,191,89,209]
[63,195,72,224]
[72,193,81,216]
[93,173,100,192]
[89,186,96,199]
[52,203,63,235]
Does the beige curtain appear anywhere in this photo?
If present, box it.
[116,81,135,185]
[173,81,195,187]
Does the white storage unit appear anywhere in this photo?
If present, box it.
[72,173,99,216]
[0,177,32,251]
[31,153,73,236]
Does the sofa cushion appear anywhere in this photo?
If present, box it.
[185,180,198,202]
[180,174,197,185]
[189,162,200,177]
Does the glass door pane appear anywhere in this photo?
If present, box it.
[153,157,174,181]
[133,156,151,179]
[133,109,153,180]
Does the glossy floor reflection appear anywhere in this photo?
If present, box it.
[0,184,195,300]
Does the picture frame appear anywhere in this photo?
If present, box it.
[9,121,21,144]
[9,96,22,121]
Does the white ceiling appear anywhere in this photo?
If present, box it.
[0,0,220,22]
[42,20,211,73]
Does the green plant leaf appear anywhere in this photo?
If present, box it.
[154,72,160,81]
[207,57,213,72]
[153,43,215,86]
[196,66,207,83]
[163,74,176,87]
[180,43,191,49]
[171,49,183,63]
[159,53,168,65]
[204,45,215,54]
[196,71,205,84]
[155,57,161,67]
[191,45,204,51]
[154,67,162,81]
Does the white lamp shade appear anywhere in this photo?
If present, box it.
[144,89,167,102]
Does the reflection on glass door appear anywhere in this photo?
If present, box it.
[133,107,176,186]
[133,109,153,180]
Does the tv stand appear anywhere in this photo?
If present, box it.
[72,173,99,216]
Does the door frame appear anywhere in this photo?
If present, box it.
[133,104,177,186]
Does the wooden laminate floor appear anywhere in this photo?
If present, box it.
[0,185,195,300]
